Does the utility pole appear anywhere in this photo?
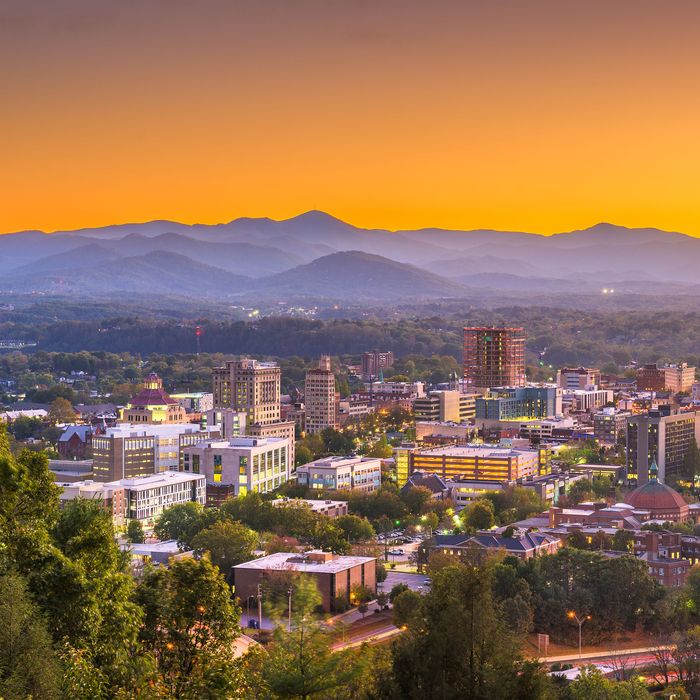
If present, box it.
[287,586,293,632]
[257,583,263,630]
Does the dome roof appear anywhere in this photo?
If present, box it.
[626,480,688,513]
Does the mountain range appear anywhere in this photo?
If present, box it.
[2,211,700,301]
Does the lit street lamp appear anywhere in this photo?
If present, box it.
[567,611,591,659]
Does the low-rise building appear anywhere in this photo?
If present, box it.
[271,498,349,518]
[182,435,291,504]
[557,367,601,391]
[408,444,544,482]
[232,550,377,612]
[430,531,561,563]
[296,455,382,493]
[57,425,93,459]
[475,386,562,421]
[58,470,205,528]
[119,373,188,424]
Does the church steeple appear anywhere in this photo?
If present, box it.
[649,457,659,483]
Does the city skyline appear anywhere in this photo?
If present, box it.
[3,0,700,235]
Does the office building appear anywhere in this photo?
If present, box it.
[475,386,562,421]
[361,351,394,380]
[296,455,382,493]
[182,436,291,504]
[232,551,377,612]
[304,355,340,434]
[119,373,188,424]
[58,471,205,528]
[413,390,476,423]
[463,327,525,389]
[91,423,219,482]
[563,388,614,413]
[247,420,296,469]
[637,363,697,393]
[626,408,700,484]
[408,444,543,482]
[556,367,601,390]
[212,359,281,425]
[594,408,630,444]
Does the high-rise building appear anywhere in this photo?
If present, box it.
[556,367,601,390]
[304,355,339,434]
[361,351,394,380]
[626,408,700,484]
[593,407,631,444]
[463,327,526,389]
[211,359,281,425]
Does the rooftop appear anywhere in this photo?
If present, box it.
[418,444,537,459]
[233,551,375,574]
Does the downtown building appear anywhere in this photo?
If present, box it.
[474,386,562,422]
[360,350,394,380]
[295,455,382,493]
[212,358,295,466]
[637,363,697,393]
[182,435,292,505]
[556,367,601,390]
[413,390,476,423]
[626,407,700,484]
[304,355,340,434]
[463,327,526,389]
[91,423,220,482]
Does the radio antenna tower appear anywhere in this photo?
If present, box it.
[195,325,202,356]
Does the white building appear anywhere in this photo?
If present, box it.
[57,470,206,528]
[295,455,382,493]
[182,436,291,504]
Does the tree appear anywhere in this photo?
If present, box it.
[190,520,258,577]
[366,433,393,459]
[392,589,422,627]
[611,529,634,552]
[390,562,522,699]
[295,444,314,467]
[567,479,595,505]
[400,486,433,515]
[389,583,409,603]
[334,514,375,543]
[567,666,652,700]
[310,519,350,554]
[462,499,495,531]
[153,501,217,548]
[136,556,241,697]
[0,572,61,700]
[250,576,365,699]
[127,519,145,544]
[48,396,77,424]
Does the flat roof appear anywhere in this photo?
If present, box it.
[418,445,537,458]
[107,470,204,489]
[234,552,375,574]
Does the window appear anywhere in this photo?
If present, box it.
[214,454,222,483]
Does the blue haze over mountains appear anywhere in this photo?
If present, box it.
[2,210,699,301]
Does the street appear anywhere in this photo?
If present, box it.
[384,570,431,593]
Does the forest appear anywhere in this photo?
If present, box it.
[2,306,700,372]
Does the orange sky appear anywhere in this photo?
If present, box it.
[3,0,700,235]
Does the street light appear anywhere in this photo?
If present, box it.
[287,586,293,632]
[567,611,591,659]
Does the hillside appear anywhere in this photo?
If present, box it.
[255,251,468,300]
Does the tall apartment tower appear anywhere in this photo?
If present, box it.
[305,355,340,434]
[463,327,526,389]
[212,359,281,425]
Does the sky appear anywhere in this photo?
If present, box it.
[2,0,700,235]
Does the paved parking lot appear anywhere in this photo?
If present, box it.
[383,570,431,594]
